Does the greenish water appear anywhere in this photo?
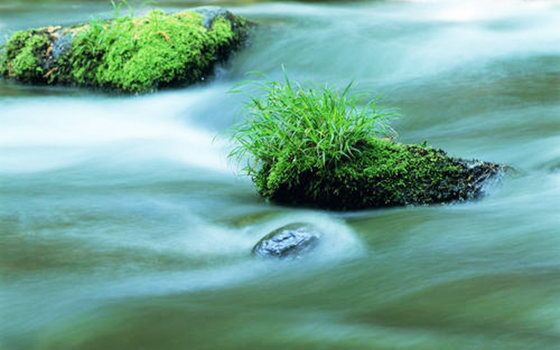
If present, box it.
[1,1,560,349]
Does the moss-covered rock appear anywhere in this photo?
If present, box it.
[230,76,504,211]
[0,7,249,92]
[255,138,503,210]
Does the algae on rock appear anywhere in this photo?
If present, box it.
[230,77,503,210]
[0,7,249,92]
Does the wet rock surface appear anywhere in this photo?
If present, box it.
[459,160,505,199]
[252,223,321,259]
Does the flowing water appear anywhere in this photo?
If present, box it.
[1,0,560,349]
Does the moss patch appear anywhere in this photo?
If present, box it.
[0,8,249,92]
[256,138,501,210]
[1,30,50,83]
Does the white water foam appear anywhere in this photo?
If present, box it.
[0,88,231,174]
[88,212,366,299]
[238,0,560,84]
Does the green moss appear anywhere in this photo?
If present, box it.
[231,76,502,210]
[11,35,47,80]
[0,9,248,92]
[1,30,49,82]
[68,10,245,92]
[257,138,487,209]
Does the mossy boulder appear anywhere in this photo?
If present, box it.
[256,138,503,210]
[230,77,504,211]
[0,7,249,93]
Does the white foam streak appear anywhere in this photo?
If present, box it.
[0,89,230,173]
[97,213,365,299]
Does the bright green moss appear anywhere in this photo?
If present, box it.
[231,77,502,210]
[0,9,248,92]
[90,11,206,91]
[69,10,244,92]
[1,30,49,82]
[2,30,33,62]
[11,35,48,80]
[0,31,28,76]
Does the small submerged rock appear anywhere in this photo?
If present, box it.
[252,223,321,259]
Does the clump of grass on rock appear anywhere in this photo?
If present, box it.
[230,76,503,210]
[0,7,249,93]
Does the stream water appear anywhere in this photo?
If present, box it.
[1,0,560,349]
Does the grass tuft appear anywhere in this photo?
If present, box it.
[230,72,396,182]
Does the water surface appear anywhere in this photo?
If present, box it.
[1,1,560,349]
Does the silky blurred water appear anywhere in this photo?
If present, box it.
[1,0,560,349]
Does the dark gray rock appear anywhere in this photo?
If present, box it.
[252,223,321,259]
[51,32,73,60]
[193,6,236,28]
